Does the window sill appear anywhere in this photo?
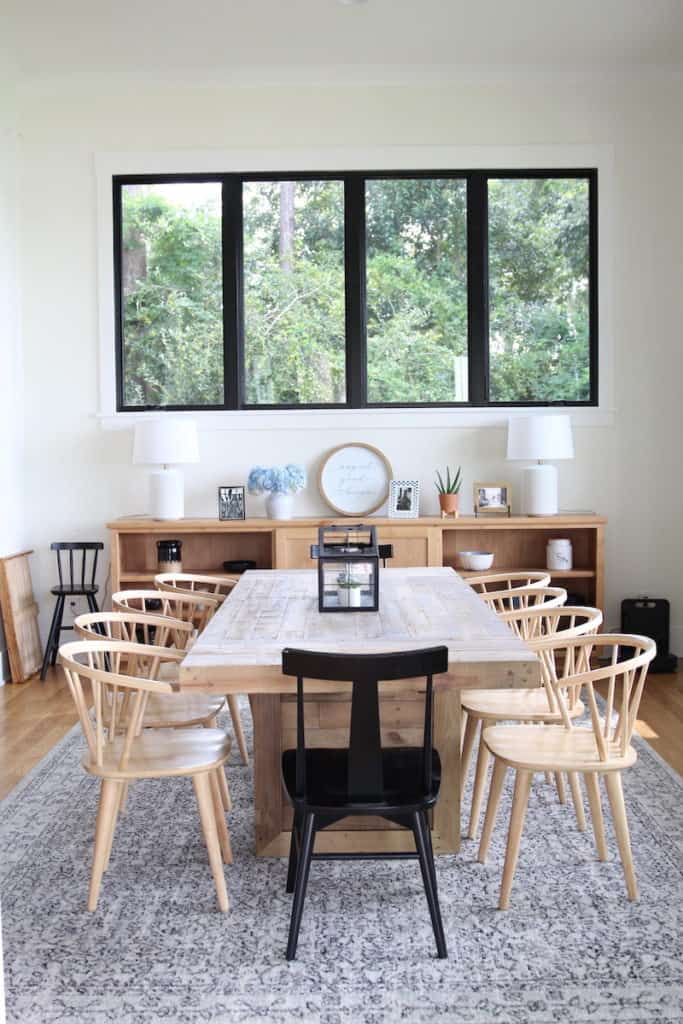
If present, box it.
[96,405,615,432]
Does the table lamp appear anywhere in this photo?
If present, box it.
[133,418,199,520]
[506,415,574,516]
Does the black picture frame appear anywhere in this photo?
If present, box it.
[218,485,246,521]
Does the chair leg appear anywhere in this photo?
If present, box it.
[499,770,533,911]
[567,772,586,832]
[50,595,66,666]
[40,595,64,680]
[554,772,566,804]
[413,811,447,959]
[286,812,315,961]
[209,770,233,865]
[104,781,127,871]
[604,772,638,900]
[468,720,491,839]
[584,771,608,861]
[227,695,249,766]
[460,713,479,790]
[88,779,122,911]
[286,811,301,894]
[217,768,232,812]
[478,758,508,863]
[192,772,229,912]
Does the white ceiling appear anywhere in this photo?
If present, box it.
[6,0,683,78]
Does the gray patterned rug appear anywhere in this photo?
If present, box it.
[1,702,682,1024]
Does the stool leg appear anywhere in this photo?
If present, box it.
[40,595,64,681]
[50,594,66,666]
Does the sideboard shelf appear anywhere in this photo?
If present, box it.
[107,514,605,609]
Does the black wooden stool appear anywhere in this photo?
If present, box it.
[40,542,104,680]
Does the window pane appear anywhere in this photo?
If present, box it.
[120,182,223,407]
[366,179,468,404]
[488,177,590,402]
[243,180,345,405]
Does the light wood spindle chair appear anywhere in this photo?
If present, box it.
[479,585,567,616]
[467,571,552,594]
[477,633,656,909]
[112,589,249,766]
[58,640,233,912]
[74,611,232,811]
[461,605,602,839]
[155,572,237,603]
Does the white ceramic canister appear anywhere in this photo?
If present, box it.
[546,538,573,571]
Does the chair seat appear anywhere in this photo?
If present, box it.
[51,583,99,596]
[462,688,584,723]
[482,724,636,773]
[83,727,231,779]
[282,746,441,812]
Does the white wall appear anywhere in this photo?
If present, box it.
[0,63,24,558]
[16,70,683,648]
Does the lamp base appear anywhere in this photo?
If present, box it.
[523,464,558,516]
[149,468,185,519]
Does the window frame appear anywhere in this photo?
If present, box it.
[112,168,598,413]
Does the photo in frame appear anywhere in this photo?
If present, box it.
[473,482,511,517]
[389,479,420,519]
[218,485,246,521]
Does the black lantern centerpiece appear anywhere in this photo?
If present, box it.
[311,525,380,613]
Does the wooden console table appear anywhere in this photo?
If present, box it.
[107,514,605,609]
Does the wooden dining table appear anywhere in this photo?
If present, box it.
[178,566,540,857]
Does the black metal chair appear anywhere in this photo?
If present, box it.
[40,542,104,681]
[280,644,449,961]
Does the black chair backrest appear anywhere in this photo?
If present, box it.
[51,542,104,589]
[281,646,449,803]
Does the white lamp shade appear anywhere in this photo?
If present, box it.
[133,418,200,466]
[506,415,574,461]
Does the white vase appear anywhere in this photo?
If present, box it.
[266,492,294,520]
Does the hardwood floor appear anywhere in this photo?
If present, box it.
[0,663,681,802]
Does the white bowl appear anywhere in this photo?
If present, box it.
[457,550,494,571]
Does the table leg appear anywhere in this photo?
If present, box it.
[433,688,461,854]
[250,694,283,856]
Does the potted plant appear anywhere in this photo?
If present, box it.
[336,572,364,608]
[435,465,462,518]
[248,465,306,519]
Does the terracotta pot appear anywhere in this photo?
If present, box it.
[438,493,460,518]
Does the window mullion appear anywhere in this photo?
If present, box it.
[467,173,489,405]
[344,175,367,408]
[222,175,243,410]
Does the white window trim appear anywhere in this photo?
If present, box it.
[95,143,615,431]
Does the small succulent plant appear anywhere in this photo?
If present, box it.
[435,465,462,495]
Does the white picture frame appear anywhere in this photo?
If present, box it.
[389,479,420,519]
[318,443,393,516]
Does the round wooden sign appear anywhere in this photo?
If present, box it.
[318,443,394,516]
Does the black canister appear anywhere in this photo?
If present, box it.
[157,539,182,573]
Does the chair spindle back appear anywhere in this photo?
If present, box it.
[59,640,182,772]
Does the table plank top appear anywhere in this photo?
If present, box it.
[179,567,539,694]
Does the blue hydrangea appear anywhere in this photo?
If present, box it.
[248,464,306,495]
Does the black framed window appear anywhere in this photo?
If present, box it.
[113,169,597,411]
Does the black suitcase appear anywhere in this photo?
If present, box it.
[620,597,677,673]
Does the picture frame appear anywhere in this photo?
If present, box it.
[388,479,420,519]
[218,485,246,521]
[473,482,511,517]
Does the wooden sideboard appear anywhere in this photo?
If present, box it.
[107,514,605,609]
